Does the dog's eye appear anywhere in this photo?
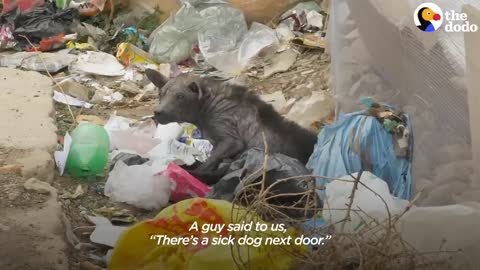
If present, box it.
[177,94,185,100]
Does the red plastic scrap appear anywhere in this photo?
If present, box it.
[2,0,45,14]
[27,33,66,52]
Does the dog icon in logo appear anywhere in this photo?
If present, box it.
[414,3,443,32]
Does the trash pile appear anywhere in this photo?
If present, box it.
[2,0,455,268]
[0,0,329,112]
[52,93,418,268]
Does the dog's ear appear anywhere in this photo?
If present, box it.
[188,80,212,100]
[145,69,168,89]
[188,81,203,100]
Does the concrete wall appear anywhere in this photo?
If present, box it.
[464,4,480,186]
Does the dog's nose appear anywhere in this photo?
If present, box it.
[154,110,164,119]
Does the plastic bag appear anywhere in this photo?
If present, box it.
[307,107,414,200]
[13,3,78,39]
[108,198,302,270]
[180,0,226,9]
[200,21,279,75]
[154,122,184,141]
[20,51,77,73]
[104,161,171,210]
[238,22,279,68]
[197,4,248,73]
[104,114,160,155]
[148,3,205,63]
[324,171,409,234]
[70,51,126,77]
[160,163,211,202]
[208,148,319,218]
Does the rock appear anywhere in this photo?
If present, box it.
[16,149,55,180]
[54,80,91,102]
[117,81,143,97]
[286,91,335,129]
[7,187,22,201]
[260,91,287,112]
[24,178,56,194]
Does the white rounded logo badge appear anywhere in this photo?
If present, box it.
[414,3,444,32]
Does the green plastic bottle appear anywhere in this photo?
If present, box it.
[66,123,110,179]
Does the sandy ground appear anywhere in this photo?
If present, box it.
[0,68,67,270]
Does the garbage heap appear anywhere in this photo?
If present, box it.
[3,0,479,269]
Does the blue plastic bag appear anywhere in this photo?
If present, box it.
[307,108,414,201]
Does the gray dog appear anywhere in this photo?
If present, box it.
[146,69,318,184]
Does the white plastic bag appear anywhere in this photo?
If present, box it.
[154,122,184,141]
[238,22,279,68]
[200,22,279,75]
[324,171,409,234]
[104,114,160,155]
[149,3,205,63]
[197,4,248,74]
[104,161,171,210]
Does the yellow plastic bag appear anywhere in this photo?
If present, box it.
[116,42,157,67]
[108,198,303,270]
[66,41,94,51]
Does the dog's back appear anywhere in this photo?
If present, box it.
[214,83,318,164]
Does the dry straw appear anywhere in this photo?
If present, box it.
[227,133,461,270]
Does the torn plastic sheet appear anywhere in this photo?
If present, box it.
[54,132,73,176]
[307,108,414,201]
[208,147,320,218]
[87,216,129,248]
[53,90,94,109]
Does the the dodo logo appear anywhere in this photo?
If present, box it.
[414,3,443,32]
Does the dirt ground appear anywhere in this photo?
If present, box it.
[0,49,330,269]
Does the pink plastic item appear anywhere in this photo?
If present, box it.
[2,0,45,14]
[160,163,211,202]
